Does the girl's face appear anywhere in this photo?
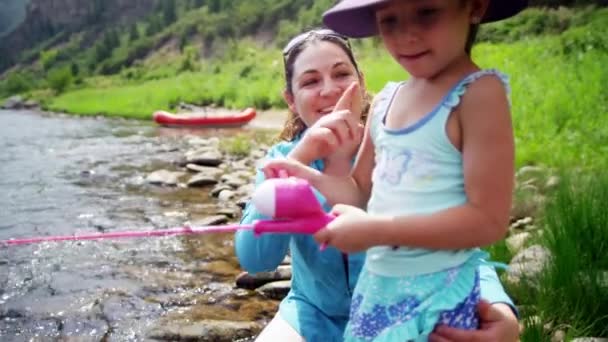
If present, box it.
[284,41,362,128]
[375,0,487,78]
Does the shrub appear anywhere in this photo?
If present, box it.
[47,66,73,93]
[2,71,34,95]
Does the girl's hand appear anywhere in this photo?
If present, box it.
[262,158,321,181]
[313,204,378,253]
[430,301,519,342]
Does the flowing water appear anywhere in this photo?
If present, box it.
[0,109,282,340]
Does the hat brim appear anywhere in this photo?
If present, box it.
[323,0,528,38]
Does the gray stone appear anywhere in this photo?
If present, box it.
[572,339,608,342]
[185,163,223,176]
[506,232,531,253]
[218,189,236,202]
[215,208,240,218]
[186,151,223,167]
[187,174,218,187]
[146,170,186,186]
[2,95,24,109]
[507,245,551,284]
[147,320,261,341]
[210,185,232,197]
[256,280,292,300]
[236,265,292,290]
[191,215,229,226]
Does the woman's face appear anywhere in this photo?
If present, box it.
[284,41,362,128]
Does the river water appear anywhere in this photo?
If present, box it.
[0,109,281,340]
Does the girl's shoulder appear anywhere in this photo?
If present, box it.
[458,69,510,94]
[445,69,511,110]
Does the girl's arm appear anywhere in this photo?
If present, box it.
[362,76,514,249]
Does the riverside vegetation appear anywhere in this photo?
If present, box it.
[1,3,607,340]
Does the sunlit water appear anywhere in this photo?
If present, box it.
[0,110,278,340]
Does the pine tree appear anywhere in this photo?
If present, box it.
[162,0,177,25]
[129,24,140,41]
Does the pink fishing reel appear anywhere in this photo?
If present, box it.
[250,177,334,236]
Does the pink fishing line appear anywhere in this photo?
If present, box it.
[1,177,335,248]
[1,224,251,247]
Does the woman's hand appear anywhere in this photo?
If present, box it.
[430,301,519,342]
[313,204,380,253]
[288,82,363,165]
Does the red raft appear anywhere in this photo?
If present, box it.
[153,107,256,128]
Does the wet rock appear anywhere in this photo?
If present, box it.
[236,183,255,196]
[186,137,215,147]
[218,190,236,202]
[2,95,24,109]
[216,208,240,219]
[236,265,292,290]
[186,151,223,167]
[572,338,608,342]
[507,245,551,284]
[236,196,250,210]
[210,185,232,197]
[100,295,163,330]
[146,170,186,186]
[192,215,230,226]
[250,149,265,160]
[147,319,261,341]
[256,280,291,300]
[222,175,247,189]
[23,100,40,109]
[185,163,223,176]
[60,318,109,340]
[187,174,218,187]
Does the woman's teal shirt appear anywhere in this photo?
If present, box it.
[235,136,515,342]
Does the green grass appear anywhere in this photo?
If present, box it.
[510,171,608,340]
[43,20,608,170]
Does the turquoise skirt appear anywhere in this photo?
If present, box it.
[344,256,481,341]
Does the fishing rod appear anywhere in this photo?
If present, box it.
[1,178,335,247]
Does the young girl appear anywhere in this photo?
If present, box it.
[263,0,527,340]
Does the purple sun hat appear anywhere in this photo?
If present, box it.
[323,0,528,38]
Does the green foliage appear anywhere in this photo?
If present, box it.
[560,9,608,54]
[1,71,34,96]
[40,49,59,71]
[179,46,199,72]
[219,133,254,157]
[518,171,608,338]
[129,24,140,42]
[478,6,594,43]
[161,0,177,25]
[46,66,73,94]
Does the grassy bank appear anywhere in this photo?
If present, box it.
[511,171,608,340]
[43,31,607,171]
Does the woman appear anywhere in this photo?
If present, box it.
[235,29,519,342]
